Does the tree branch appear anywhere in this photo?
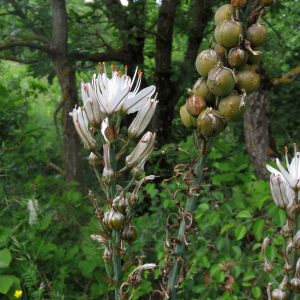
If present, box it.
[0,55,39,64]
[271,67,300,85]
[30,35,51,44]
[0,40,53,54]
[8,0,27,20]
[70,47,128,64]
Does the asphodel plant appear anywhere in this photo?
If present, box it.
[264,144,300,300]
[70,64,157,300]
[151,1,276,299]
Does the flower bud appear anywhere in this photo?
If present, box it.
[290,257,300,293]
[271,276,288,300]
[128,175,155,206]
[281,220,293,239]
[128,97,158,139]
[102,143,115,185]
[180,105,197,129]
[81,80,102,128]
[262,238,273,273]
[103,248,112,262]
[71,107,96,151]
[89,152,101,167]
[270,174,289,209]
[126,132,156,168]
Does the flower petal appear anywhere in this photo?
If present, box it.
[276,158,295,186]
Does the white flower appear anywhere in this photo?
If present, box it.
[128,96,158,139]
[101,118,109,143]
[81,80,102,128]
[269,174,289,209]
[125,132,156,168]
[91,64,155,117]
[71,107,96,151]
[266,144,300,190]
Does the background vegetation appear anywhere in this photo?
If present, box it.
[0,0,300,299]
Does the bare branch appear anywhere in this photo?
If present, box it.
[30,35,51,44]
[0,40,53,54]
[0,55,38,64]
[71,47,128,64]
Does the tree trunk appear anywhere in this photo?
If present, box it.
[51,0,84,189]
[243,84,279,181]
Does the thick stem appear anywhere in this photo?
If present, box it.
[105,261,112,279]
[165,138,213,300]
[113,230,122,300]
[108,142,122,300]
[288,190,299,300]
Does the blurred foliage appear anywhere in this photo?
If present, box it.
[0,0,300,299]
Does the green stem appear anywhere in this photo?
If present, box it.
[94,167,105,188]
[105,261,112,279]
[216,96,221,110]
[242,0,253,35]
[127,244,132,261]
[123,177,136,194]
[115,114,123,131]
[126,206,133,220]
[108,142,122,300]
[288,190,299,300]
[225,48,229,60]
[165,137,213,300]
[113,230,122,300]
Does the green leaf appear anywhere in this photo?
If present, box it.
[266,245,278,262]
[5,276,21,299]
[215,237,226,251]
[220,223,235,234]
[0,249,12,268]
[243,272,256,281]
[235,225,247,240]
[274,209,286,227]
[253,287,262,299]
[253,243,262,250]
[232,246,242,258]
[253,219,265,241]
[198,203,209,211]
[210,264,221,277]
[236,210,251,218]
[216,271,225,282]
[209,213,220,226]
[0,276,13,294]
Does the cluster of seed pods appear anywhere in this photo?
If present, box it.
[180,0,274,137]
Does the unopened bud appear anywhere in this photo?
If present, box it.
[89,152,101,167]
[128,97,158,139]
[103,248,112,262]
[102,143,115,185]
[270,174,289,209]
[126,132,156,168]
[281,220,293,239]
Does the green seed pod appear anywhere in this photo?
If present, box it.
[180,105,197,129]
[290,278,300,294]
[247,46,263,65]
[228,47,249,68]
[197,108,226,137]
[207,63,237,96]
[283,263,294,275]
[219,90,247,121]
[235,68,261,95]
[109,209,125,231]
[186,95,206,117]
[214,4,236,25]
[122,225,138,244]
[193,78,215,104]
[271,290,287,300]
[246,22,268,47]
[113,195,128,216]
[231,0,248,8]
[195,39,223,78]
[215,19,243,48]
[259,0,275,6]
